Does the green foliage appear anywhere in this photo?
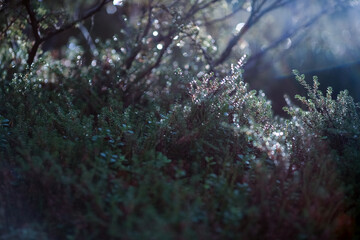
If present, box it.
[1,1,360,239]
[284,70,360,139]
[283,70,360,237]
[1,52,357,239]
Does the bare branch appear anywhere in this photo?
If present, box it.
[134,36,173,83]
[124,3,153,70]
[213,21,251,66]
[78,22,98,55]
[125,0,221,79]
[24,0,112,66]
[187,0,220,18]
[202,5,246,26]
[251,0,293,24]
[140,1,154,39]
[213,0,294,67]
[42,0,112,42]
[22,0,41,41]
[0,17,17,40]
[246,7,329,67]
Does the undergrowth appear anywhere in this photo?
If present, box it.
[0,58,359,239]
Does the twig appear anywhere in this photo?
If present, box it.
[124,2,153,70]
[245,6,330,67]
[134,36,172,83]
[213,0,293,67]
[202,5,246,26]
[23,0,111,66]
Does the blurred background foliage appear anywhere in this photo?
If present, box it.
[2,0,360,114]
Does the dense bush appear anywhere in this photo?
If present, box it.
[0,49,359,239]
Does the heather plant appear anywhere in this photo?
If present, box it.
[0,54,343,239]
[284,70,360,142]
[284,70,360,237]
[1,1,360,239]
[0,46,357,238]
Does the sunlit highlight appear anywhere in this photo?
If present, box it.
[113,0,123,6]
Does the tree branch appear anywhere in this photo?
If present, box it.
[213,21,251,66]
[42,0,112,42]
[0,18,17,40]
[22,0,41,41]
[202,5,246,26]
[134,36,173,83]
[245,7,329,68]
[124,2,153,70]
[24,0,111,66]
[78,22,98,55]
[213,0,295,67]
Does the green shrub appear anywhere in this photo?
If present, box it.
[1,0,359,238]
[0,56,356,239]
[284,70,360,238]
